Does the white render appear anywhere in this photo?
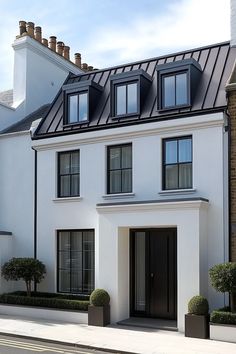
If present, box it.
[231,0,236,47]
[31,111,228,332]
[210,323,236,343]
[0,35,82,131]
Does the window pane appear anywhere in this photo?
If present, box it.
[83,270,94,293]
[71,270,82,293]
[135,232,146,311]
[71,151,80,173]
[116,85,126,115]
[164,76,175,107]
[109,147,121,169]
[71,231,82,251]
[121,145,132,168]
[165,164,178,189]
[176,73,187,105]
[69,95,78,123]
[83,231,94,251]
[127,83,137,113]
[179,163,192,188]
[78,93,88,121]
[71,251,82,269]
[60,153,70,174]
[71,174,80,196]
[58,251,70,269]
[179,138,192,162]
[165,140,177,163]
[110,170,121,193]
[83,251,94,270]
[58,231,70,251]
[60,175,70,196]
[122,169,132,192]
[58,269,70,292]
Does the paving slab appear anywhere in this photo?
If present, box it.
[0,314,235,354]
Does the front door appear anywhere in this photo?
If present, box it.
[130,229,177,319]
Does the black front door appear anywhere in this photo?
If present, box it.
[130,228,177,320]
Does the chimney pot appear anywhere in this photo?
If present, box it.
[82,63,88,71]
[19,21,26,36]
[57,41,64,55]
[74,53,81,68]
[63,45,70,60]
[26,22,35,38]
[49,36,57,51]
[34,26,42,42]
[42,38,48,47]
[87,65,93,71]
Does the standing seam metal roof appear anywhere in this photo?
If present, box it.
[34,42,236,139]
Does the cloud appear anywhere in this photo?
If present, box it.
[83,0,230,68]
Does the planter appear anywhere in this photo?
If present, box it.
[88,304,110,327]
[185,314,209,339]
[0,304,88,324]
[210,323,236,343]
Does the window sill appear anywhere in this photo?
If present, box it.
[102,193,135,200]
[159,188,196,196]
[111,113,139,120]
[53,196,83,203]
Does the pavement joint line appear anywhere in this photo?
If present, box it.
[0,332,138,354]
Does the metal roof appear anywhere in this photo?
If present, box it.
[1,104,50,134]
[34,42,236,139]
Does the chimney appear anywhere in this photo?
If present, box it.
[34,26,42,42]
[56,41,64,56]
[231,0,236,46]
[26,22,35,38]
[49,36,57,51]
[87,65,94,71]
[19,21,26,35]
[74,53,81,68]
[81,63,88,71]
[42,38,48,47]
[63,46,70,60]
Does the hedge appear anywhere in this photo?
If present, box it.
[210,307,236,325]
[0,292,90,312]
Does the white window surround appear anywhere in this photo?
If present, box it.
[102,192,135,199]
[53,196,83,203]
[159,188,196,196]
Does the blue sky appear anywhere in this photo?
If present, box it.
[0,0,230,90]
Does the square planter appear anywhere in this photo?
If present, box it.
[185,314,209,339]
[88,304,110,327]
[210,323,236,343]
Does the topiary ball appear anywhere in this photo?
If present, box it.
[90,289,110,306]
[188,295,209,315]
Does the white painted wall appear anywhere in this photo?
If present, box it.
[32,112,227,331]
[231,0,236,46]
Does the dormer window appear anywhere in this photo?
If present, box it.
[68,92,88,123]
[110,69,152,118]
[63,79,103,126]
[157,59,202,111]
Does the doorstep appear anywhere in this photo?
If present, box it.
[118,317,178,331]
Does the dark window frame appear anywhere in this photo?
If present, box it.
[57,150,80,198]
[161,71,189,110]
[67,91,89,124]
[107,143,132,194]
[57,229,95,295]
[162,136,192,190]
[114,81,139,117]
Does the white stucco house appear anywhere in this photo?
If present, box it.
[1,8,236,333]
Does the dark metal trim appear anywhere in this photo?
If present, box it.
[97,197,209,207]
[156,58,202,72]
[110,69,152,82]
[0,231,12,235]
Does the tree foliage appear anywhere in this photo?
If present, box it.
[2,258,46,296]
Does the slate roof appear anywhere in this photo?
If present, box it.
[1,104,50,134]
[34,42,236,139]
[0,89,13,107]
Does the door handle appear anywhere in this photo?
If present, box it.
[150,273,154,278]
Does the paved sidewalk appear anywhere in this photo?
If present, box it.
[0,315,235,354]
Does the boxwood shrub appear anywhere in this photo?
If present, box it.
[210,307,236,325]
[0,292,90,312]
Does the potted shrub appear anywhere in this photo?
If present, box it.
[88,288,110,327]
[185,295,209,338]
[209,262,236,342]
